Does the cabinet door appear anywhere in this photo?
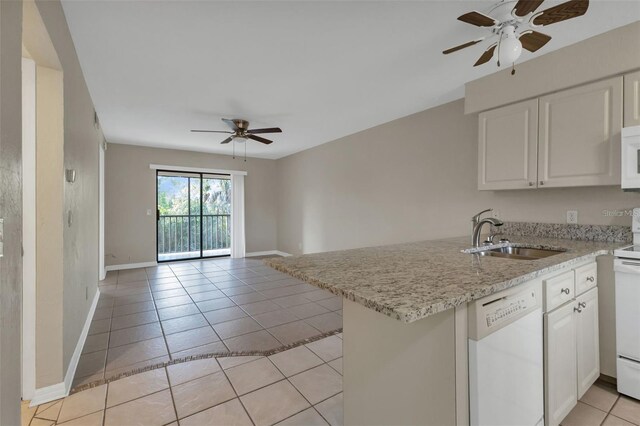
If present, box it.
[625,70,640,127]
[545,302,577,426]
[478,99,538,190]
[576,288,600,399]
[538,77,623,188]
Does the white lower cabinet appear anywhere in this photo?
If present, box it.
[545,302,577,426]
[543,262,600,426]
[576,288,600,398]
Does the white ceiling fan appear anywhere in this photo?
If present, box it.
[443,0,590,74]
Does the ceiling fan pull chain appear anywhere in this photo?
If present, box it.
[511,63,516,75]
[233,140,236,159]
[244,142,247,162]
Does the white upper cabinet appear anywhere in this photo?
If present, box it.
[479,76,624,190]
[478,99,538,190]
[625,70,640,127]
[538,77,622,188]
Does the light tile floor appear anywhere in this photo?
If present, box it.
[22,335,344,426]
[74,257,343,389]
[561,380,640,426]
[21,343,640,426]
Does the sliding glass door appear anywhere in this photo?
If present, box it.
[156,170,231,262]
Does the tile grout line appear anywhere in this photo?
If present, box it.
[146,268,176,363]
[212,357,257,426]
[260,350,339,425]
[162,366,181,425]
[173,268,231,355]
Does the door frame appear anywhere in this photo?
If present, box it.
[155,169,231,263]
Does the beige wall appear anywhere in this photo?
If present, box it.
[0,0,24,423]
[276,98,640,255]
[105,144,278,266]
[35,0,102,381]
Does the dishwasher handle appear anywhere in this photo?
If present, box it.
[614,258,640,274]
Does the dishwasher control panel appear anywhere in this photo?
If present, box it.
[485,291,537,328]
[468,281,542,341]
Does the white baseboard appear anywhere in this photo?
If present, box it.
[246,250,292,257]
[105,261,157,272]
[30,382,66,407]
[30,288,101,407]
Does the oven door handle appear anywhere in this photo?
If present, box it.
[614,258,640,274]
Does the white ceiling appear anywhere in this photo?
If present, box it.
[61,1,640,160]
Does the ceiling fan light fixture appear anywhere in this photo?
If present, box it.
[497,26,522,66]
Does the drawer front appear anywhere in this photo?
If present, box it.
[575,263,597,295]
[544,270,575,312]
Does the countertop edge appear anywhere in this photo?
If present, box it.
[265,247,617,324]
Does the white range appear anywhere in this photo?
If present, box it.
[613,207,640,399]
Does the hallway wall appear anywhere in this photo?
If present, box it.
[105,143,278,266]
[35,0,103,385]
[0,1,24,424]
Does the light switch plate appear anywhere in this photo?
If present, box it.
[567,210,578,224]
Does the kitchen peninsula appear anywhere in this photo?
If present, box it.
[266,232,628,425]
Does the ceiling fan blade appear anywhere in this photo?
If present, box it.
[519,30,552,52]
[512,0,545,17]
[473,43,497,66]
[191,130,233,134]
[247,127,282,134]
[247,134,273,145]
[221,118,240,131]
[220,137,233,144]
[532,0,588,26]
[457,11,498,27]
[443,38,484,55]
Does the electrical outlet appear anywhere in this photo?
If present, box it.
[147,209,153,216]
[567,210,578,224]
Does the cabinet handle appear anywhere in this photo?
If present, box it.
[561,288,570,295]
[574,307,582,313]
[539,181,545,186]
[586,276,595,282]
[529,182,534,187]
[579,302,587,308]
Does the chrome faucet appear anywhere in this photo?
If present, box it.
[471,209,504,247]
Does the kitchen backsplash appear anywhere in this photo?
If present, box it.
[493,221,632,243]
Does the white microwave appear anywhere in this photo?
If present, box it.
[622,126,640,191]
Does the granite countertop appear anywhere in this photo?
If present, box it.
[265,235,628,323]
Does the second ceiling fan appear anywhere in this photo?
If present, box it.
[191,118,282,145]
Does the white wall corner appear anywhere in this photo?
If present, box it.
[30,288,100,407]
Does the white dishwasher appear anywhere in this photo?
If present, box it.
[469,281,544,426]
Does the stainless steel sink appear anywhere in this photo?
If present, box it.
[469,246,566,260]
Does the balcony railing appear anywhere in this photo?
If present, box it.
[158,214,230,255]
